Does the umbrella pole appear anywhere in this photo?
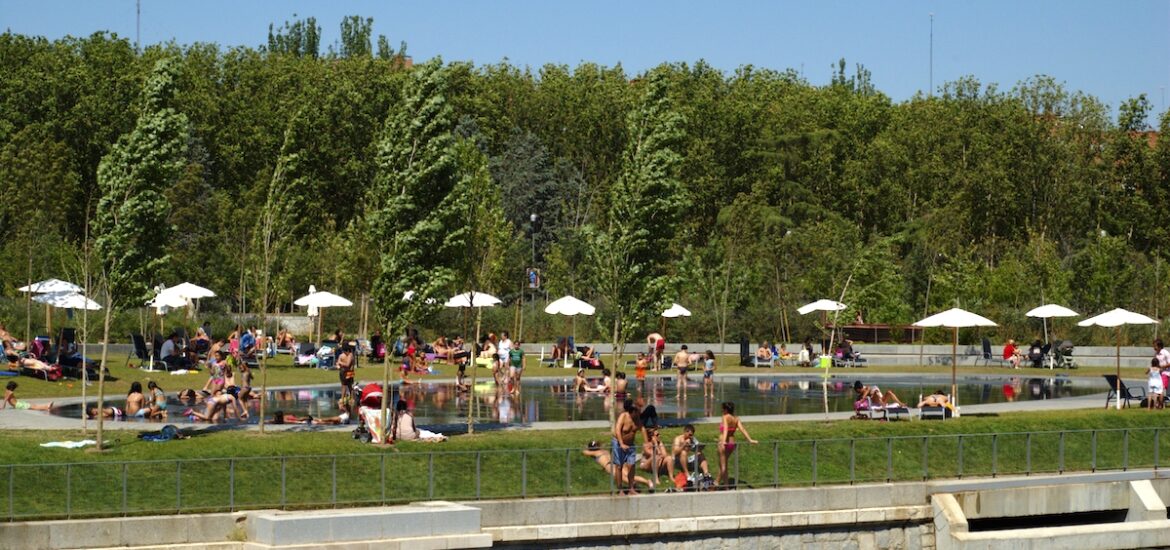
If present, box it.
[467,305,483,435]
[951,327,958,408]
[1116,326,1122,411]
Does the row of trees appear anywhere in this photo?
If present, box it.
[3,18,1170,359]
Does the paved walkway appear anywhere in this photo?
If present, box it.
[0,372,1115,433]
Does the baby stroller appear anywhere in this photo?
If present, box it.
[1053,340,1076,369]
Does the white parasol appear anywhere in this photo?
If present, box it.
[20,278,84,338]
[33,291,102,311]
[914,308,998,406]
[545,295,596,365]
[295,289,354,343]
[446,291,501,434]
[1078,308,1159,410]
[1025,303,1079,350]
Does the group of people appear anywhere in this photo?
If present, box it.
[1147,339,1170,409]
[0,322,55,375]
[604,398,756,494]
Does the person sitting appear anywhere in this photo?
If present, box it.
[579,346,602,369]
[125,381,148,418]
[389,399,446,442]
[671,424,712,489]
[614,371,629,395]
[455,364,470,393]
[238,326,257,361]
[159,333,191,370]
[573,368,589,392]
[853,380,907,408]
[1003,339,1022,368]
[552,337,569,361]
[275,329,297,352]
[638,427,674,490]
[755,342,774,362]
[2,381,52,411]
[798,339,813,367]
[585,368,612,393]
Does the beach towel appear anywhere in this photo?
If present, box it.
[40,440,96,449]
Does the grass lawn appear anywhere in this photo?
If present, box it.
[8,351,1134,400]
[1,408,1168,520]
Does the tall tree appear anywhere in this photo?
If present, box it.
[92,58,191,449]
[368,59,470,434]
[338,16,374,58]
[586,68,687,421]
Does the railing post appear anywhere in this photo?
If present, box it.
[65,464,71,518]
[1059,432,1065,474]
[811,441,818,486]
[281,457,287,508]
[380,454,387,504]
[773,441,779,487]
[849,439,856,484]
[331,456,337,506]
[957,435,963,479]
[1091,430,1097,472]
[887,438,893,483]
[8,466,13,521]
[1026,433,1032,475]
[1123,429,1129,471]
[522,451,528,498]
[991,434,998,478]
[734,444,741,488]
[475,452,482,499]
[229,459,236,512]
[565,449,571,496]
[428,453,435,499]
[922,436,929,480]
[1156,429,1161,470]
[176,461,182,512]
[122,463,128,515]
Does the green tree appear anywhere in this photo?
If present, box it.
[267,16,320,58]
[338,16,374,58]
[368,59,470,431]
[92,58,191,449]
[586,68,686,421]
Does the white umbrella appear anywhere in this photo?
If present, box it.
[20,278,84,338]
[914,308,998,406]
[661,303,692,318]
[1026,304,1079,349]
[157,282,216,300]
[33,291,102,311]
[797,299,847,315]
[445,292,502,308]
[1078,308,1159,410]
[446,291,501,434]
[545,296,596,365]
[545,295,596,316]
[295,289,354,343]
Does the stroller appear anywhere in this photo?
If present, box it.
[1053,340,1076,369]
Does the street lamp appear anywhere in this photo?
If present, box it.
[530,213,538,268]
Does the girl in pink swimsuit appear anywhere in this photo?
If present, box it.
[717,401,757,488]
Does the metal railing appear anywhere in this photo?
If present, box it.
[3,427,1163,521]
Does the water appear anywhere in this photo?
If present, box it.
[52,374,1095,429]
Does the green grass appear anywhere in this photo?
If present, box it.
[1,408,1168,520]
[9,351,1137,400]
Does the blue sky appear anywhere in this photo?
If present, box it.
[2,0,1168,118]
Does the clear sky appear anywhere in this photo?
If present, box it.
[2,0,1168,118]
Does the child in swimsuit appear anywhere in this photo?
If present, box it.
[2,381,52,411]
[702,350,716,397]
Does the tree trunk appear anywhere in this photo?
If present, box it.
[379,320,394,442]
[96,287,112,450]
[609,311,620,427]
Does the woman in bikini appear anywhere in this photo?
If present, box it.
[716,401,757,487]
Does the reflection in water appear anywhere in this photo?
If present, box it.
[51,375,1092,428]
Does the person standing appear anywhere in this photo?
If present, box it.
[337,343,356,401]
[673,345,692,386]
[702,350,716,398]
[1155,339,1170,401]
[508,340,524,395]
[612,398,641,494]
[1148,358,1164,410]
[716,401,757,487]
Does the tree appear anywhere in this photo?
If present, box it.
[338,16,374,58]
[586,68,687,421]
[267,16,320,58]
[368,59,469,433]
[92,58,191,449]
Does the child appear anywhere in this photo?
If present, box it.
[1149,358,1164,410]
[1,381,52,411]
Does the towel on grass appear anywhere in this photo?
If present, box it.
[40,440,96,449]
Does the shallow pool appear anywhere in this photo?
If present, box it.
[52,374,1094,430]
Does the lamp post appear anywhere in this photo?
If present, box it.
[529,213,538,324]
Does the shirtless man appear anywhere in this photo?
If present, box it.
[614,371,629,395]
[125,381,148,418]
[647,332,665,370]
[671,424,711,483]
[612,398,641,494]
[673,345,692,385]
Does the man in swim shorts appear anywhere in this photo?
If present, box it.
[612,398,641,494]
